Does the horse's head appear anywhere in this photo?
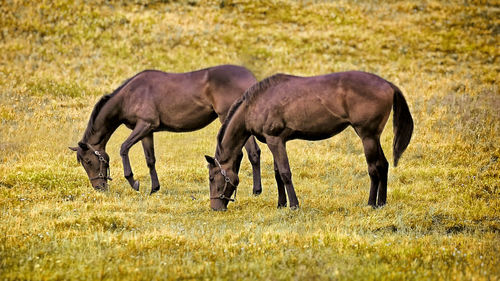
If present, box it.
[69,142,112,191]
[205,155,239,211]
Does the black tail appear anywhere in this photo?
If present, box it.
[391,84,414,167]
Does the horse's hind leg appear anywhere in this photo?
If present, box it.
[361,136,388,207]
[141,133,160,194]
[375,142,388,206]
[244,136,263,195]
[120,120,153,191]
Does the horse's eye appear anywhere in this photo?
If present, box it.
[85,159,91,165]
[209,176,214,181]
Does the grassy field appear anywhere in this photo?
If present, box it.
[0,0,499,280]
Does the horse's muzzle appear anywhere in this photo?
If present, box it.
[210,198,229,211]
[94,182,108,191]
[211,206,228,211]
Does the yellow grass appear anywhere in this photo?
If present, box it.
[0,0,498,280]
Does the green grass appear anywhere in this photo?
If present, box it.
[0,0,499,280]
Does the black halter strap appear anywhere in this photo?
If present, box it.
[87,144,113,181]
[210,158,237,202]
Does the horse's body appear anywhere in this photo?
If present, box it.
[70,65,262,194]
[206,71,413,210]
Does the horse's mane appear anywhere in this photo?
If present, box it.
[81,73,140,142]
[215,73,288,156]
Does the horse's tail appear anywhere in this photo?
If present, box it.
[391,83,414,167]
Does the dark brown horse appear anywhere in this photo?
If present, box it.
[205,71,413,210]
[70,65,262,195]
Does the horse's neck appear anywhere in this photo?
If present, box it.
[84,99,121,149]
[216,104,250,169]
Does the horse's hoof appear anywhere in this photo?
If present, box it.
[368,201,377,208]
[290,205,300,210]
[150,186,160,195]
[277,203,287,209]
[132,180,140,191]
[253,189,262,196]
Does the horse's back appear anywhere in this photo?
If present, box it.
[208,64,255,83]
[246,71,395,140]
[115,66,258,132]
[120,65,255,99]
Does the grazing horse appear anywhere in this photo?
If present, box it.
[205,71,413,210]
[69,65,262,195]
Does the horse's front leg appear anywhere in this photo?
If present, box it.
[244,136,262,195]
[266,136,299,209]
[141,133,160,194]
[120,121,153,191]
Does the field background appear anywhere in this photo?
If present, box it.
[0,0,499,280]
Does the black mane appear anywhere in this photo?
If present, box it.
[81,75,137,142]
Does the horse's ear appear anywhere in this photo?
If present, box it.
[78,142,88,150]
[68,146,78,152]
[205,155,215,166]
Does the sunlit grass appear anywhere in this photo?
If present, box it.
[0,0,498,280]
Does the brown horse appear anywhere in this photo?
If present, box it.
[69,65,262,195]
[205,71,413,210]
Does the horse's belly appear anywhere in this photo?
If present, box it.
[283,103,349,140]
[287,118,350,141]
[158,107,217,132]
